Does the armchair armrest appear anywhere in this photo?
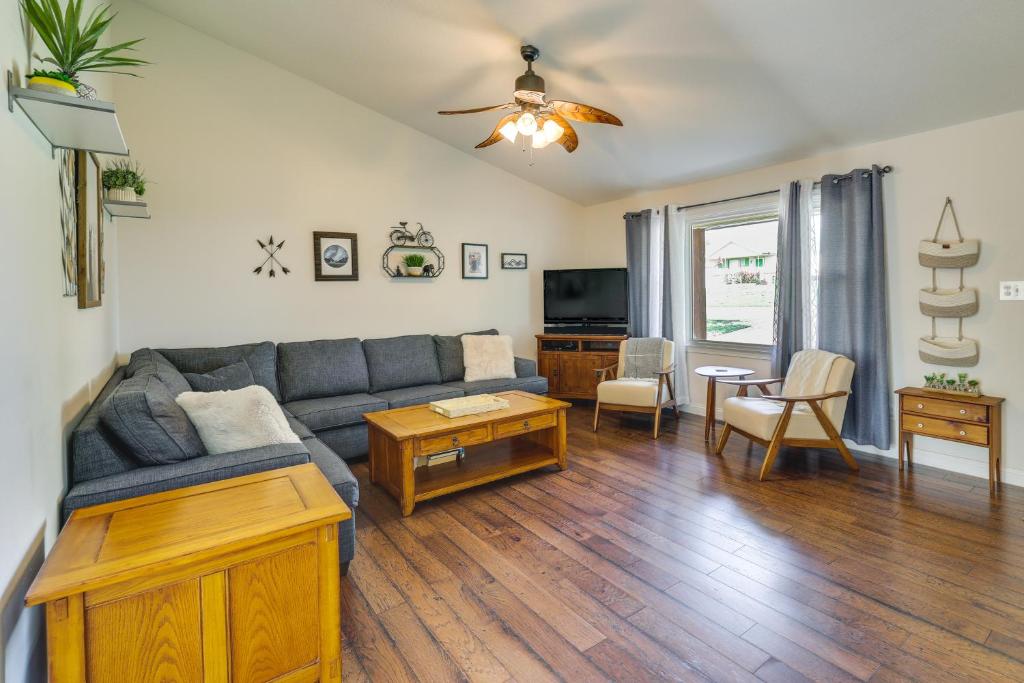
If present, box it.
[717,378,783,387]
[654,366,676,376]
[759,390,848,403]
[594,363,618,381]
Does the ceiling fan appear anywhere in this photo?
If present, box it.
[438,45,622,153]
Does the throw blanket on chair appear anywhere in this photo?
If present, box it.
[781,349,841,397]
[621,337,666,380]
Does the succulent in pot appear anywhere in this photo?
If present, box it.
[402,253,426,277]
[102,160,147,202]
[20,0,149,98]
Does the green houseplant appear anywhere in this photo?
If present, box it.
[21,0,148,97]
[102,159,146,202]
[402,253,426,277]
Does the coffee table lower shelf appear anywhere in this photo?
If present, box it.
[415,440,559,504]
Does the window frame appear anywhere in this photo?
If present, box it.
[681,193,780,357]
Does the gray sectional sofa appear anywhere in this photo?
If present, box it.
[66,330,547,573]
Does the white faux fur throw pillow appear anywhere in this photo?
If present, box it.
[175,385,300,455]
[462,334,516,382]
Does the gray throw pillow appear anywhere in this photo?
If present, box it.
[183,361,256,392]
[125,348,192,397]
[101,374,207,466]
[433,329,499,382]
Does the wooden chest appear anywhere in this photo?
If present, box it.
[25,464,351,682]
[896,387,1005,493]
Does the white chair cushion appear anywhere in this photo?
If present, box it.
[723,396,829,441]
[781,349,840,398]
[597,378,669,407]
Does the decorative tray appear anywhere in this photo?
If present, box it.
[429,394,510,418]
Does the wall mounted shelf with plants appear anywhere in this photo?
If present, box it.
[382,222,445,278]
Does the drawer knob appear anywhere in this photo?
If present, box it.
[917,403,924,409]
[452,436,460,445]
[523,420,530,429]
[959,430,966,436]
[959,409,967,415]
[917,423,923,429]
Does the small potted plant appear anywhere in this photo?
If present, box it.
[102,160,146,202]
[21,0,148,98]
[402,253,426,277]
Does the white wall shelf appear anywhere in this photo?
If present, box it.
[103,199,150,219]
[7,70,129,157]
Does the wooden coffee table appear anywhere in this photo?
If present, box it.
[365,390,570,516]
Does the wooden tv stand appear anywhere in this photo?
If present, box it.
[536,333,627,400]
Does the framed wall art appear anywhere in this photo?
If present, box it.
[461,243,488,279]
[58,150,77,296]
[501,252,527,270]
[314,231,359,281]
[76,151,103,309]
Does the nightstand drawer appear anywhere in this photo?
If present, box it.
[901,395,988,423]
[418,426,491,455]
[901,414,989,446]
[494,412,556,438]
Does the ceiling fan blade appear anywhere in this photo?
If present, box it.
[475,112,518,149]
[548,100,622,126]
[547,113,578,153]
[438,103,515,115]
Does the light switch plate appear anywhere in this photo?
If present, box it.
[999,281,1024,300]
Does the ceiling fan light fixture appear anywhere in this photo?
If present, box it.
[531,131,550,149]
[516,111,538,136]
[499,120,518,143]
[543,119,564,143]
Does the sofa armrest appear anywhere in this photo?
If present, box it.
[514,356,537,378]
[62,442,311,523]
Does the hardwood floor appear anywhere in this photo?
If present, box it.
[340,405,1024,682]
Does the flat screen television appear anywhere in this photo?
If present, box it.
[543,268,629,325]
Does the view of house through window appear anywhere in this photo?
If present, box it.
[691,217,779,345]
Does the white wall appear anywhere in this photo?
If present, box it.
[112,2,581,361]
[0,6,120,680]
[578,109,1024,485]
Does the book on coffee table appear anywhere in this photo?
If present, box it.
[429,394,510,418]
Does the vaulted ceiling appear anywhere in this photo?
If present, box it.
[136,0,1024,205]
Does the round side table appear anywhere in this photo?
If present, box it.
[695,366,755,443]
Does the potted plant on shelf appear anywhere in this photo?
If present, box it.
[402,253,426,277]
[102,160,146,202]
[21,0,149,98]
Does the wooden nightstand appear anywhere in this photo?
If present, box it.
[896,387,1005,493]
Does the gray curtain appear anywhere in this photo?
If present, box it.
[624,208,672,338]
[819,166,891,449]
[772,181,803,377]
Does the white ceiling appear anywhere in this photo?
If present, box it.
[136,0,1024,205]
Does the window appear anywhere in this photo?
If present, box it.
[686,195,780,347]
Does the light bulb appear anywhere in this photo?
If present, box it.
[516,111,537,136]
[531,131,550,149]
[499,120,518,143]
[543,119,564,143]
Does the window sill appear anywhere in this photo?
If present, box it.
[685,341,772,361]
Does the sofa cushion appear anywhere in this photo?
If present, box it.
[315,424,369,462]
[281,408,315,440]
[362,335,442,392]
[278,338,370,402]
[372,384,464,409]
[183,360,256,392]
[157,342,281,400]
[444,376,548,396]
[284,393,388,432]
[62,442,310,521]
[176,386,301,455]
[462,334,516,382]
[305,438,359,509]
[433,329,499,382]
[71,367,138,482]
[101,374,207,466]
[125,348,192,397]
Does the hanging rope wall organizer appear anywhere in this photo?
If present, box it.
[917,197,980,366]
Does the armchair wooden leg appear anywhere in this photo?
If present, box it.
[653,406,662,439]
[666,375,681,418]
[715,424,732,455]
[759,403,794,481]
[593,401,601,432]
[807,400,859,472]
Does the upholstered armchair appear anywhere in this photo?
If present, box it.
[593,338,679,438]
[715,349,860,480]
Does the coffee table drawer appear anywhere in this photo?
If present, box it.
[901,395,988,423]
[419,426,491,455]
[494,412,556,439]
[901,414,988,446]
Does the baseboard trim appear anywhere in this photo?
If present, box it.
[1,524,46,683]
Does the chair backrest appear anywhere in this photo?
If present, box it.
[782,349,855,427]
[617,338,674,378]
